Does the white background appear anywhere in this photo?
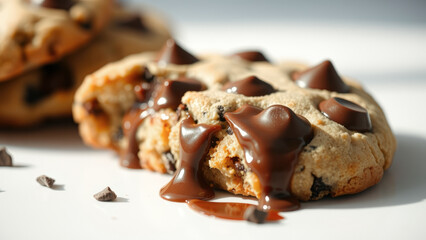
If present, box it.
[1,0,426,239]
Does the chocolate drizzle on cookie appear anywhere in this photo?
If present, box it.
[293,60,350,93]
[30,0,76,10]
[120,70,205,169]
[160,117,220,202]
[156,39,199,65]
[319,97,372,132]
[232,51,270,62]
[224,104,313,211]
[222,76,276,97]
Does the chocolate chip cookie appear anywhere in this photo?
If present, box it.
[0,0,113,81]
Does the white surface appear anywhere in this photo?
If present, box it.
[2,1,426,239]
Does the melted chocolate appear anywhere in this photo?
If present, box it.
[232,51,269,62]
[319,97,372,132]
[160,117,220,202]
[30,0,75,10]
[293,60,350,93]
[156,39,199,65]
[222,76,276,97]
[224,105,313,211]
[187,199,283,221]
[116,15,149,33]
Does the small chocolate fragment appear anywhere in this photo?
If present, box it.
[116,15,149,33]
[30,0,76,10]
[243,206,268,224]
[232,51,269,62]
[94,187,117,201]
[0,147,13,167]
[36,175,55,188]
[293,60,350,93]
[160,117,221,202]
[156,39,199,65]
[319,97,372,132]
[163,151,177,174]
[222,76,276,97]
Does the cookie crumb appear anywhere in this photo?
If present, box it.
[36,175,55,188]
[0,147,13,167]
[94,187,117,201]
[243,206,268,224]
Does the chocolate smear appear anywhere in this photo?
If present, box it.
[319,97,372,132]
[160,117,220,202]
[293,60,350,93]
[225,104,313,211]
[232,51,269,62]
[222,76,276,97]
[94,187,117,201]
[156,39,199,65]
[0,147,13,167]
[36,175,55,188]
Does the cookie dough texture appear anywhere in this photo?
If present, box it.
[0,0,113,81]
[73,52,396,200]
[0,10,170,127]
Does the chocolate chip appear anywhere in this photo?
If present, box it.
[83,99,103,115]
[0,147,13,167]
[226,126,233,135]
[310,175,331,200]
[210,136,219,148]
[303,145,317,153]
[217,105,226,122]
[243,206,268,224]
[231,157,245,173]
[232,51,269,62]
[30,0,76,10]
[142,67,155,82]
[94,187,117,201]
[162,151,177,174]
[36,175,55,188]
[156,39,199,65]
[116,15,149,33]
[293,60,350,93]
[222,76,276,97]
[319,97,372,132]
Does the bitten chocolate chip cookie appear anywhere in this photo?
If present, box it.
[73,41,396,207]
[0,9,170,127]
[0,0,113,81]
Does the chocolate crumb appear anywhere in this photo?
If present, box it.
[0,147,13,167]
[36,175,55,188]
[310,175,331,200]
[94,187,117,201]
[162,151,177,174]
[217,105,226,121]
[244,206,268,224]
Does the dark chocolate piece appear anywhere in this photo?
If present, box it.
[217,105,226,122]
[160,117,220,202]
[0,147,13,167]
[162,151,177,174]
[222,76,276,97]
[319,97,372,132]
[152,77,205,111]
[293,60,350,93]
[243,206,268,224]
[36,175,55,188]
[93,187,117,201]
[156,39,199,65]
[116,15,149,33]
[232,51,269,62]
[310,175,331,200]
[225,104,313,211]
[30,0,75,10]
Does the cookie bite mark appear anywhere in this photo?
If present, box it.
[222,76,276,97]
[232,51,270,62]
[319,97,372,132]
[160,117,221,202]
[225,104,313,211]
[156,39,199,65]
[292,60,350,93]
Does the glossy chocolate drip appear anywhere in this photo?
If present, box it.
[116,15,149,33]
[232,51,269,62]
[319,97,372,132]
[156,39,199,65]
[222,76,276,97]
[160,117,220,202]
[30,0,75,10]
[293,60,350,93]
[187,199,283,221]
[153,77,205,111]
[225,105,312,211]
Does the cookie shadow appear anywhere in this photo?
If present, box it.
[303,133,426,209]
